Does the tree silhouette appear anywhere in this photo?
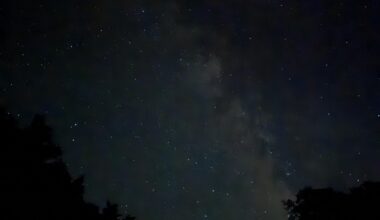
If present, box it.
[0,107,136,220]
[284,181,380,220]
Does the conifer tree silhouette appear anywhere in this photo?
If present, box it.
[0,107,136,220]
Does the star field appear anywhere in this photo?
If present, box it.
[1,1,380,219]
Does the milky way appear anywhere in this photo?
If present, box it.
[1,1,380,219]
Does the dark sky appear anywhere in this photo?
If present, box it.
[1,0,380,219]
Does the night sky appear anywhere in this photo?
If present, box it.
[1,1,380,219]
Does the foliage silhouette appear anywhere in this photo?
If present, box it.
[284,181,380,220]
[0,107,136,220]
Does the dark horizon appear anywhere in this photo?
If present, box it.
[1,1,380,219]
[2,108,380,220]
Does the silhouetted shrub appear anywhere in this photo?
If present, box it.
[284,182,380,220]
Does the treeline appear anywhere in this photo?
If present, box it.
[284,180,380,219]
[0,108,135,220]
[1,106,379,220]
